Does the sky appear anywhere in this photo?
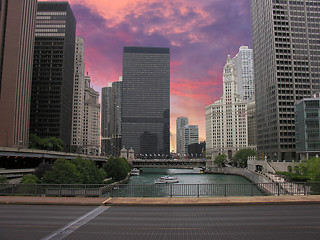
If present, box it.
[42,0,252,151]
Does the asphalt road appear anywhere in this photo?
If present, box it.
[1,205,320,240]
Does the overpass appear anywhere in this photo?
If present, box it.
[130,158,207,169]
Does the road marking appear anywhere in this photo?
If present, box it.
[41,206,110,240]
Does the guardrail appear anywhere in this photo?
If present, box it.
[0,182,319,197]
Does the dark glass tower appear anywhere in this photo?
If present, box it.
[30,2,76,150]
[122,47,170,156]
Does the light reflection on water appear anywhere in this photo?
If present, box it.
[128,168,253,185]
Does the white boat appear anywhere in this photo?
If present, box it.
[154,176,179,184]
[130,168,140,176]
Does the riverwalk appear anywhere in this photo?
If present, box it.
[1,195,320,206]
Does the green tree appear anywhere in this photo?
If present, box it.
[34,162,52,180]
[43,158,82,184]
[21,175,39,184]
[103,157,130,181]
[214,154,227,167]
[233,149,256,168]
[0,175,8,184]
[49,137,64,151]
[298,157,320,181]
[71,157,103,184]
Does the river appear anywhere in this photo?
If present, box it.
[128,168,254,185]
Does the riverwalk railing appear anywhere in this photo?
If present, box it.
[0,182,319,197]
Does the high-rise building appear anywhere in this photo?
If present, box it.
[71,37,85,153]
[83,74,100,155]
[181,125,199,155]
[206,56,248,159]
[232,46,255,101]
[30,2,76,150]
[0,0,37,148]
[122,47,170,155]
[101,77,122,156]
[176,117,188,154]
[251,0,320,160]
[295,97,320,160]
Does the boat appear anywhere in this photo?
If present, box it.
[130,168,140,176]
[154,175,179,184]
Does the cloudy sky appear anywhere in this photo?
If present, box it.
[42,0,252,151]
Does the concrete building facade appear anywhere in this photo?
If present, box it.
[176,117,188,154]
[30,2,76,150]
[295,97,320,160]
[181,125,199,155]
[232,46,255,101]
[0,0,37,148]
[251,0,320,160]
[83,75,100,156]
[71,37,85,153]
[206,56,248,159]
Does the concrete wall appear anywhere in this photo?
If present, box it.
[206,167,272,184]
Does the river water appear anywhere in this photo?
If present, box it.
[128,168,253,185]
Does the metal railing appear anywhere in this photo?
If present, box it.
[0,182,319,197]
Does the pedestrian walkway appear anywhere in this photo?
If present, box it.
[1,195,320,206]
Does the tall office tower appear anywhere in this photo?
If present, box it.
[83,74,100,155]
[232,46,255,101]
[247,101,257,148]
[122,47,170,155]
[71,37,85,153]
[30,2,76,150]
[181,125,199,155]
[0,0,37,148]
[206,56,248,159]
[176,117,188,154]
[101,77,122,156]
[251,0,320,161]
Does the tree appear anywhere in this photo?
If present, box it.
[43,158,82,184]
[34,162,52,180]
[214,154,227,167]
[298,157,320,182]
[70,157,104,184]
[103,157,131,181]
[233,149,256,168]
[21,175,39,184]
[0,175,8,184]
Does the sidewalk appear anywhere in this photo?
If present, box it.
[1,195,320,206]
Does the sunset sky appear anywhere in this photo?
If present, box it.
[42,0,252,151]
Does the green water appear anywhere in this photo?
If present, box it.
[128,168,253,185]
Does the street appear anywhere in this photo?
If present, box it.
[0,204,320,240]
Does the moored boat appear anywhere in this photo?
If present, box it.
[130,168,140,176]
[154,175,179,184]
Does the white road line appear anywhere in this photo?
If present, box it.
[41,206,110,240]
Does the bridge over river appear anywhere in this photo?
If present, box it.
[130,158,207,169]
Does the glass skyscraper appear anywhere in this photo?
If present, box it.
[251,0,320,160]
[122,47,170,156]
[30,2,76,150]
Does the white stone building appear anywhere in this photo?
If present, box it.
[206,56,248,159]
[83,74,100,155]
[232,46,255,101]
[71,37,85,153]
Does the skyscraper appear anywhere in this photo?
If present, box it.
[181,125,199,155]
[206,56,248,159]
[0,0,37,148]
[101,77,122,156]
[176,117,188,154]
[122,47,170,155]
[251,0,320,160]
[83,74,100,155]
[30,2,76,150]
[71,37,85,153]
[232,46,255,101]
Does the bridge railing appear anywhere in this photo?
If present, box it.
[0,182,319,197]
